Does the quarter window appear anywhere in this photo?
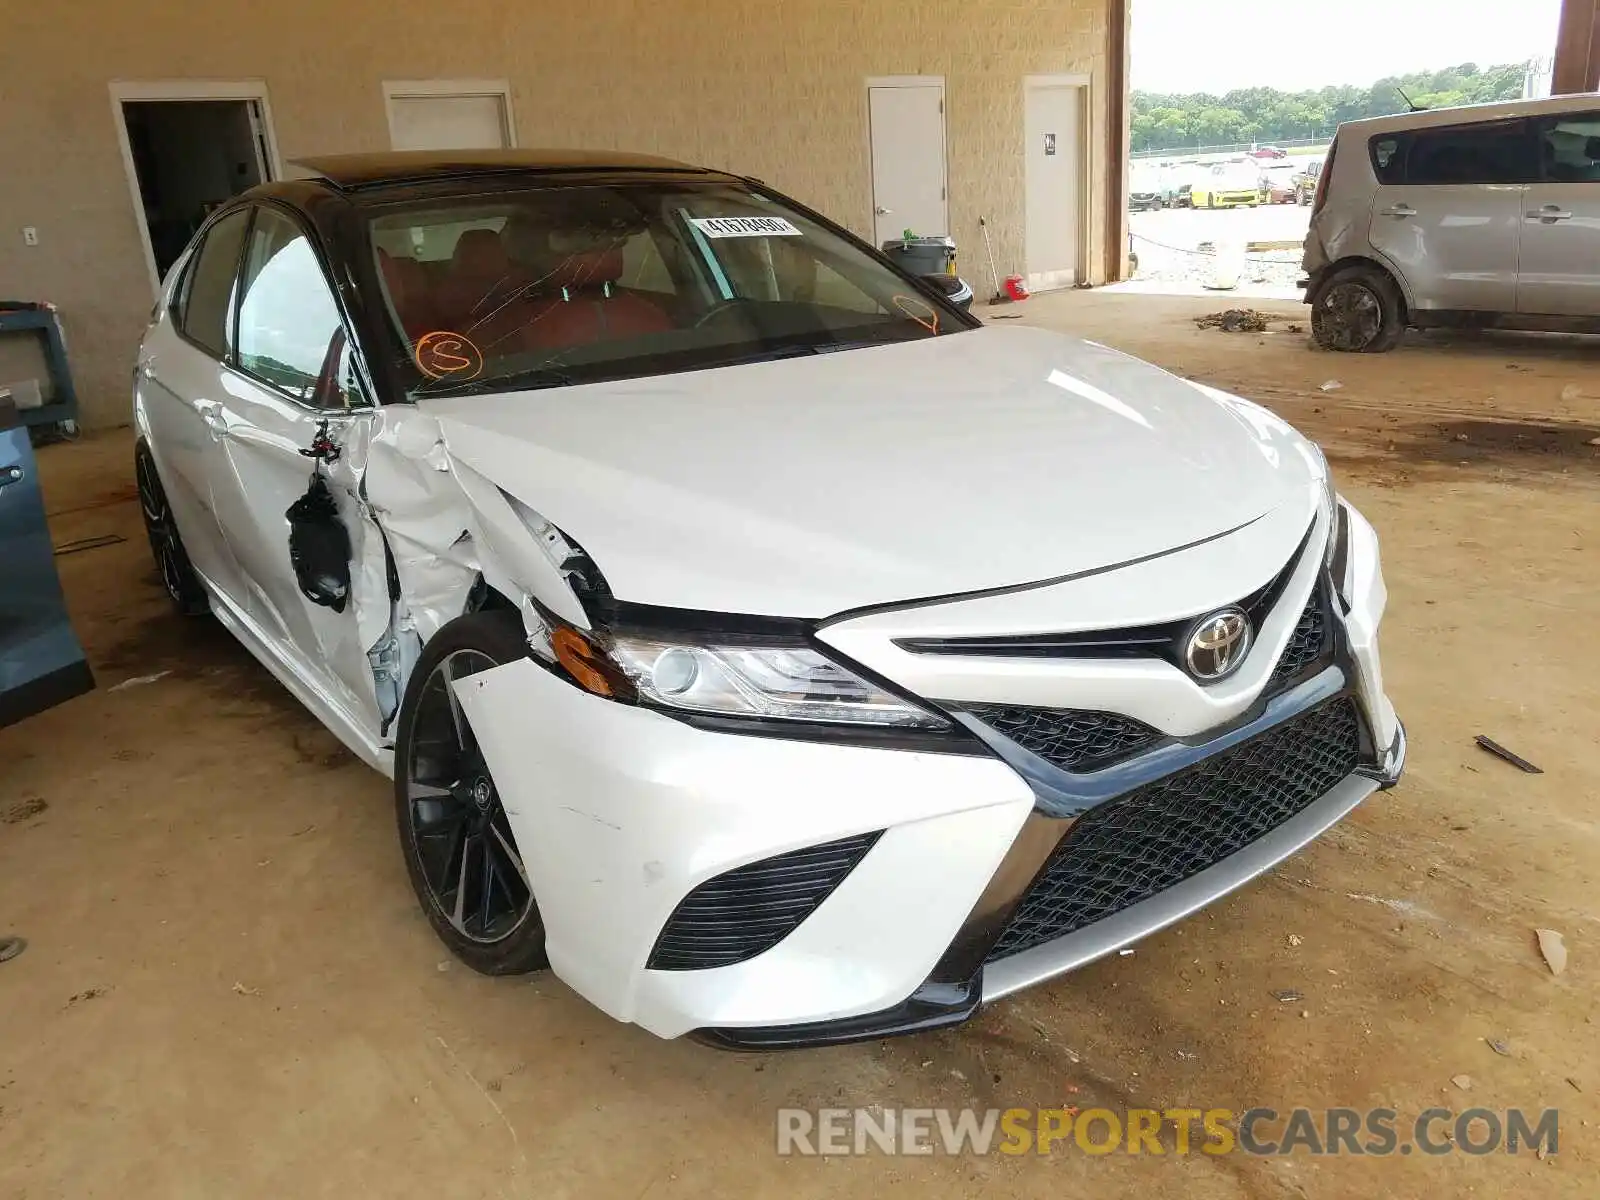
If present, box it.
[178,210,250,359]
[1404,121,1536,186]
[1370,137,1405,186]
[236,208,348,405]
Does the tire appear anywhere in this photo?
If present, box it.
[394,609,549,976]
[134,439,209,616]
[1310,264,1405,353]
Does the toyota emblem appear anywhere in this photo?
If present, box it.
[1184,609,1252,682]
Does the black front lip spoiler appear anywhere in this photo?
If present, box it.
[693,977,981,1051]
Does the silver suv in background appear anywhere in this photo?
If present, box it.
[1302,95,1600,352]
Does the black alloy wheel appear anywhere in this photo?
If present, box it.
[395,611,548,975]
[134,440,209,615]
[1311,265,1405,353]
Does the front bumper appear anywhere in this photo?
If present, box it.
[456,502,1402,1046]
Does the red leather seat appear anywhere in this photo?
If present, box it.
[523,248,674,350]
[433,230,547,353]
[376,248,436,340]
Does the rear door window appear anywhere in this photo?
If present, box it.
[177,209,250,359]
[1404,120,1537,186]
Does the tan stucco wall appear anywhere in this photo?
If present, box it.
[2,0,1114,429]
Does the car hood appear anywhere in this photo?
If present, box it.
[418,325,1322,618]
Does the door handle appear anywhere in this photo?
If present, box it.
[0,464,23,490]
[874,206,892,216]
[194,400,227,435]
[1527,205,1572,222]
[138,360,156,381]
[1379,204,1416,218]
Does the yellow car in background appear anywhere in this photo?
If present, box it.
[1191,162,1261,209]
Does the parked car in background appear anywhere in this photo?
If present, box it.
[1261,163,1301,204]
[1295,158,1324,205]
[1248,146,1288,161]
[1191,162,1261,209]
[1129,166,1165,211]
[1170,165,1202,207]
[1303,95,1600,351]
[133,149,1403,1045]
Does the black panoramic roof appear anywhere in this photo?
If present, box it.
[293,149,714,191]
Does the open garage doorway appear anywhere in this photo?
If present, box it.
[1120,0,1563,298]
[112,82,280,294]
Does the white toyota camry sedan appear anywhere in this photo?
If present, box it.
[133,150,1404,1048]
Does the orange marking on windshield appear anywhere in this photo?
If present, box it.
[414,331,485,381]
[893,294,940,334]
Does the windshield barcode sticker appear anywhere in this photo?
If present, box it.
[689,216,802,239]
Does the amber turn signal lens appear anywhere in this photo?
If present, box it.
[551,627,616,698]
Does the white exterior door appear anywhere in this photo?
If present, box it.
[208,205,384,734]
[868,81,949,245]
[387,89,511,151]
[1517,110,1600,316]
[138,208,254,605]
[1367,183,1525,312]
[1518,181,1600,314]
[1024,81,1084,292]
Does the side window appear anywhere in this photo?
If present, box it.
[1370,136,1406,186]
[1539,113,1600,182]
[1406,121,1536,186]
[177,210,250,359]
[236,208,348,406]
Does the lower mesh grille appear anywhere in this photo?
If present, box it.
[963,705,1161,773]
[986,698,1363,963]
[647,832,882,971]
[1268,591,1329,689]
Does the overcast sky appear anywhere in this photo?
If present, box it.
[1132,0,1564,93]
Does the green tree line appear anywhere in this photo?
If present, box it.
[1132,62,1529,153]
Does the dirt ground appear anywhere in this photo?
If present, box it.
[2,291,1596,1198]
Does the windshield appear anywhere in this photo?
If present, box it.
[364,181,970,398]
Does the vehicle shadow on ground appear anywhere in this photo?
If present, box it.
[1400,327,1600,363]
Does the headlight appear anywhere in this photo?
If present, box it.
[603,635,948,728]
[541,622,947,729]
[1313,448,1352,603]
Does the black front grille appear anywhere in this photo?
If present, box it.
[647,832,881,971]
[985,698,1363,962]
[1268,591,1329,689]
[963,705,1161,773]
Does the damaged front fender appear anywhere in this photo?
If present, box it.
[346,407,602,741]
